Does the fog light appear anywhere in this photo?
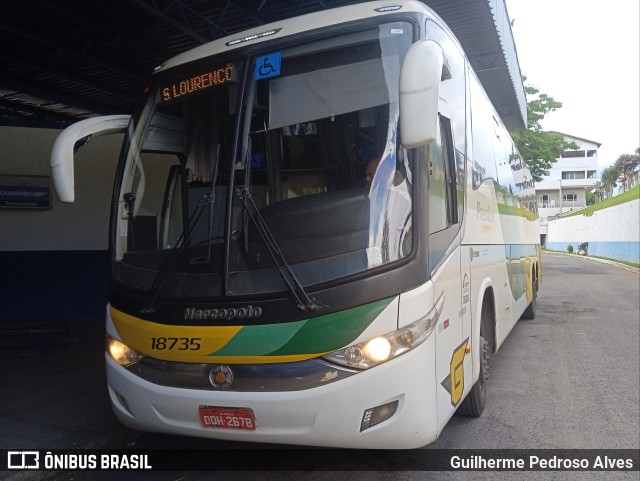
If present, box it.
[360,400,399,431]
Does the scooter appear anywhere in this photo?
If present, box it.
[578,242,588,256]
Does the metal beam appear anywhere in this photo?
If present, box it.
[126,0,229,44]
[0,79,125,117]
[248,0,334,21]
[0,53,135,103]
[0,21,148,84]
[222,0,265,26]
[31,0,169,62]
[0,97,83,124]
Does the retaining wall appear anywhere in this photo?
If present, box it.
[546,198,639,263]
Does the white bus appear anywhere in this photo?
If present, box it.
[50,0,540,449]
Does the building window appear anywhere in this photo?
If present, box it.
[561,150,586,158]
[562,193,577,202]
[540,194,550,208]
[562,171,585,180]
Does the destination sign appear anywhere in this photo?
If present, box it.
[161,64,236,102]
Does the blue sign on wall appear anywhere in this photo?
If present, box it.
[0,175,51,209]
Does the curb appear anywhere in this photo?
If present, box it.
[542,251,640,276]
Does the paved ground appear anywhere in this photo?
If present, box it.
[0,319,128,451]
[1,252,638,480]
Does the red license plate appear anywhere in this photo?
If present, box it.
[199,406,256,430]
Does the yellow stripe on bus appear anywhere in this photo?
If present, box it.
[109,307,327,364]
[110,306,242,362]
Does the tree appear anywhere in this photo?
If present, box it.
[613,149,640,192]
[593,180,605,202]
[600,165,620,199]
[511,81,578,182]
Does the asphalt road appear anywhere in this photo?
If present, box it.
[2,253,639,480]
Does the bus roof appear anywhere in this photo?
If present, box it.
[155,1,436,74]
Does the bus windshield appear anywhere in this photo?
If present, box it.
[112,21,414,303]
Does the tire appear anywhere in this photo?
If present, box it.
[457,334,488,417]
[521,273,537,320]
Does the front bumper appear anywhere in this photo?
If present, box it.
[106,337,439,449]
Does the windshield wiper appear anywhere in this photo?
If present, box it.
[204,145,221,265]
[235,186,324,312]
[141,193,211,313]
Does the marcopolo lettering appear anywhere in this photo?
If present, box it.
[184,306,263,321]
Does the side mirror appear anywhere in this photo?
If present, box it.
[50,115,130,203]
[399,40,451,149]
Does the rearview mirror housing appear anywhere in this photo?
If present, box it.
[399,40,451,149]
[50,115,130,203]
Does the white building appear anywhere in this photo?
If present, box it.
[535,133,601,245]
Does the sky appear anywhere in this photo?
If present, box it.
[504,0,640,171]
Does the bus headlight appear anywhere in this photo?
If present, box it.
[106,336,145,366]
[323,294,444,370]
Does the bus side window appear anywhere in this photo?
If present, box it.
[428,115,457,234]
[440,115,458,226]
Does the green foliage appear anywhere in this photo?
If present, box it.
[511,81,578,182]
[596,165,620,200]
[522,84,562,130]
[601,165,620,185]
[512,130,577,182]
[586,191,596,206]
[565,185,639,218]
[613,151,640,191]
[567,244,574,254]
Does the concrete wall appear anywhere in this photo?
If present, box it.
[0,126,122,251]
[546,199,640,263]
[0,126,123,321]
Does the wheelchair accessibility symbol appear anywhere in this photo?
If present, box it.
[255,52,281,79]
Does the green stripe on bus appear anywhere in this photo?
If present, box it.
[207,321,305,357]
[268,297,392,356]
[210,297,394,357]
[497,203,537,221]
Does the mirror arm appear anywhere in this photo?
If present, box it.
[50,115,131,203]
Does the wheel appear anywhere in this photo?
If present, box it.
[457,334,488,417]
[521,273,537,320]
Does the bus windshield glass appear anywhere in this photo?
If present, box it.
[112,21,414,301]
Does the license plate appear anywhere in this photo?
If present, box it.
[199,406,256,430]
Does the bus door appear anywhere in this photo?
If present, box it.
[427,107,467,431]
